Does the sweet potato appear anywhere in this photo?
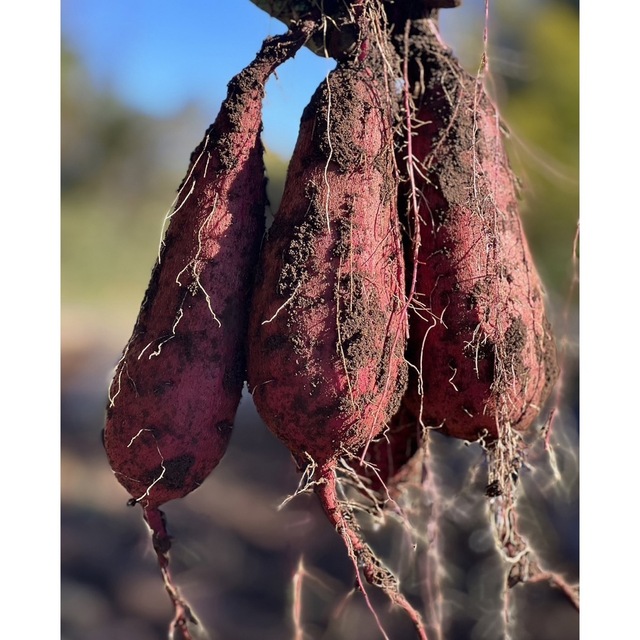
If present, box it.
[246,27,427,636]
[247,66,407,471]
[104,22,316,511]
[352,400,421,500]
[102,22,317,639]
[399,19,558,442]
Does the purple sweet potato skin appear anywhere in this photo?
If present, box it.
[354,400,421,496]
[402,22,558,441]
[103,28,315,509]
[247,59,408,467]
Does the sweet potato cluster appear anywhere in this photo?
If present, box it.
[102,4,558,638]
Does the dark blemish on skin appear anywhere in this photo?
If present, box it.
[159,454,196,491]
[153,381,173,397]
[264,332,289,352]
[223,356,244,392]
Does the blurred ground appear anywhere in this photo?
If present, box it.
[61,310,578,639]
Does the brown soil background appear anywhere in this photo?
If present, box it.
[61,315,578,640]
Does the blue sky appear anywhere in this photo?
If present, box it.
[61,0,484,157]
[62,1,334,157]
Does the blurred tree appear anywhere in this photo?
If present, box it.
[61,42,289,322]
[501,2,579,298]
[62,0,578,312]
[62,42,187,312]
[414,0,579,300]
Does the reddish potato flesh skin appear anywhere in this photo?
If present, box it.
[403,24,558,441]
[354,401,421,496]
[247,60,408,468]
[103,29,314,509]
[104,88,263,508]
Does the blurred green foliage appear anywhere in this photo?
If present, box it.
[61,42,288,328]
[61,1,578,327]
[442,1,579,300]
[502,3,579,297]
